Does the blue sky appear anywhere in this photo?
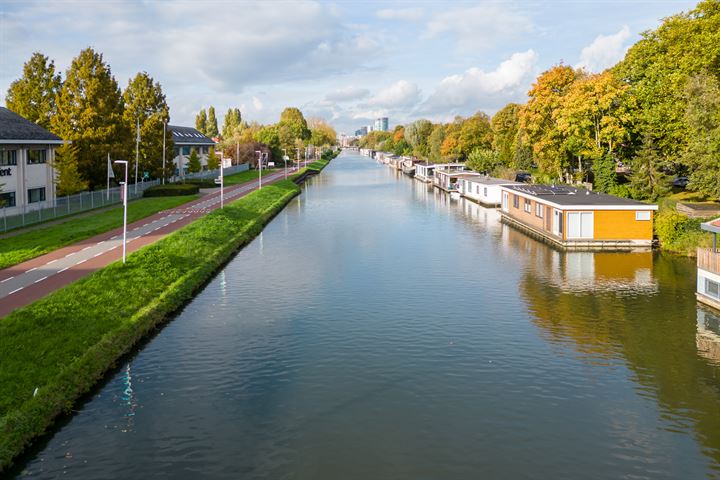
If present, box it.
[0,0,699,135]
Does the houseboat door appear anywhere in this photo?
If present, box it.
[567,211,594,239]
[552,209,563,236]
[502,191,509,212]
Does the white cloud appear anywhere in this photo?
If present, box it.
[366,80,421,108]
[423,4,533,51]
[421,50,538,116]
[252,97,264,111]
[325,86,370,102]
[576,26,632,72]
[376,8,424,21]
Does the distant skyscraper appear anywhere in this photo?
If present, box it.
[374,117,389,132]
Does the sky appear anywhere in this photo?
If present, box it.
[0,0,700,136]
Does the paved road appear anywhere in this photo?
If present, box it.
[0,170,292,317]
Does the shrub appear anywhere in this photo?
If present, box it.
[143,184,199,197]
[654,209,693,246]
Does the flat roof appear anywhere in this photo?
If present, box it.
[0,107,63,144]
[504,184,657,209]
[702,218,720,234]
[465,176,522,186]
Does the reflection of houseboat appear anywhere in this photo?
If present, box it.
[460,176,522,207]
[697,308,720,365]
[500,184,657,249]
[697,218,720,311]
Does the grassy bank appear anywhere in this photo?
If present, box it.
[654,190,717,256]
[0,195,198,270]
[0,180,301,471]
[224,168,277,186]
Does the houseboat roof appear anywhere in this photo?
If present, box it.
[464,175,521,186]
[701,218,720,234]
[0,107,64,144]
[504,184,658,210]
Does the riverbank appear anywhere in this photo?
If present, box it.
[0,174,313,471]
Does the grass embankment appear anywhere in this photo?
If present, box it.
[224,168,277,186]
[0,195,198,270]
[654,189,718,256]
[0,180,300,471]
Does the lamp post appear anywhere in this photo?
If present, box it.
[134,118,140,194]
[219,153,224,209]
[114,160,129,264]
[255,150,263,190]
[162,121,166,185]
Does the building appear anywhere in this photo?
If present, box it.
[355,126,368,137]
[459,176,522,206]
[0,107,63,215]
[433,170,477,192]
[168,125,216,175]
[499,184,658,248]
[374,117,389,132]
[697,218,720,310]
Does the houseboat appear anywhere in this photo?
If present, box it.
[434,170,480,192]
[499,184,658,249]
[697,218,720,311]
[459,176,522,206]
[401,158,418,176]
[415,163,436,183]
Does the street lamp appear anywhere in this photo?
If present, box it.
[162,121,166,185]
[255,150,263,190]
[134,118,140,194]
[295,147,300,173]
[114,160,129,264]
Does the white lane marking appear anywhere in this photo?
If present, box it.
[9,287,24,295]
[82,246,92,251]
[27,267,37,273]
[65,252,76,258]
[0,276,15,283]
[93,252,104,258]
[58,267,69,273]
[75,259,87,265]
[34,276,48,284]
[47,259,58,265]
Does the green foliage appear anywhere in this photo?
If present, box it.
[5,52,61,129]
[122,72,172,179]
[0,181,300,470]
[592,154,618,193]
[427,124,446,162]
[654,209,691,246]
[491,103,521,167]
[206,148,219,170]
[187,148,201,173]
[52,143,88,196]
[206,106,219,138]
[629,135,671,201]
[441,113,493,160]
[222,107,242,139]
[143,184,199,197]
[683,73,720,200]
[51,48,126,188]
[308,118,337,146]
[404,119,433,158]
[0,196,196,270]
[466,148,499,174]
[195,108,207,135]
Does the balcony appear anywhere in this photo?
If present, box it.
[698,248,720,275]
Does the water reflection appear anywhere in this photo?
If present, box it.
[697,308,720,366]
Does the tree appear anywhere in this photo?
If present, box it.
[519,64,580,178]
[51,48,126,188]
[255,124,281,161]
[5,52,62,129]
[277,107,311,153]
[466,148,499,174]
[682,73,720,199]
[207,106,219,138]
[187,148,201,173]
[122,72,172,180]
[629,134,670,201]
[404,119,434,158]
[206,148,220,170]
[308,117,337,146]
[222,108,242,139]
[592,154,619,193]
[491,103,521,167]
[52,143,88,195]
[458,113,493,159]
[427,124,447,162]
[195,109,207,135]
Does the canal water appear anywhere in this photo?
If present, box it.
[13,152,720,479]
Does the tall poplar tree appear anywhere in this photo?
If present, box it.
[51,48,126,188]
[222,108,242,139]
[5,52,62,129]
[206,106,219,138]
[123,72,172,179]
[53,143,89,195]
[196,109,207,135]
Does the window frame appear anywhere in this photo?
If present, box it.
[26,149,47,165]
[635,211,651,221]
[0,191,16,208]
[27,187,46,204]
[0,150,17,166]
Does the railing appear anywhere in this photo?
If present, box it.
[698,248,720,275]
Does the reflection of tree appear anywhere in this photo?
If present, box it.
[520,252,720,468]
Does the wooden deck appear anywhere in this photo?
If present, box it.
[698,248,720,275]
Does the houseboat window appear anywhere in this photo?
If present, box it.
[27,149,47,164]
[524,198,532,213]
[27,187,46,203]
[0,150,17,166]
[635,211,651,221]
[476,185,480,195]
[0,191,16,208]
[536,203,543,218]
[707,279,720,299]
[513,194,519,209]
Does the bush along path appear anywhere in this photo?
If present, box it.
[0,170,289,317]
[0,178,304,472]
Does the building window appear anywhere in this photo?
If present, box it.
[27,149,47,164]
[635,211,651,221]
[536,203,543,218]
[27,187,46,203]
[0,150,17,166]
[483,187,487,197]
[524,198,532,213]
[513,194,519,209]
[476,185,480,194]
[707,279,720,299]
[0,191,16,208]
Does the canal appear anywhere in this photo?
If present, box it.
[13,152,720,479]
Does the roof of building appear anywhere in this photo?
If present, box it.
[504,184,657,209]
[464,176,522,186]
[701,218,720,234]
[168,125,215,146]
[0,107,63,144]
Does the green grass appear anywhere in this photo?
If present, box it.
[0,195,198,270]
[0,180,301,471]
[223,168,277,186]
